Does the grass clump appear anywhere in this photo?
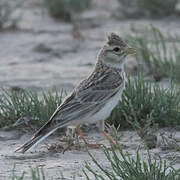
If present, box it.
[118,0,178,17]
[12,166,46,180]
[108,76,180,129]
[0,1,21,30]
[128,26,180,82]
[12,166,66,180]
[43,0,91,21]
[0,89,62,129]
[138,0,178,17]
[84,145,180,180]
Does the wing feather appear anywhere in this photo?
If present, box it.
[38,67,124,131]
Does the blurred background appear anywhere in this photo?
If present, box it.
[0,0,180,94]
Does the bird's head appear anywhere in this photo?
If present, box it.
[98,33,136,69]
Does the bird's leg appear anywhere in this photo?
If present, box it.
[76,125,102,148]
[98,120,116,147]
[98,120,105,131]
[100,130,117,147]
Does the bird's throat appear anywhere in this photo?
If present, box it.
[104,61,124,71]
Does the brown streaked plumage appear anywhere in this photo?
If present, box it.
[15,33,136,153]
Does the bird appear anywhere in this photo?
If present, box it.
[15,33,136,153]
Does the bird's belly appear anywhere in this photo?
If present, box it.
[87,89,123,123]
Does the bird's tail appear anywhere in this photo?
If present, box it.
[15,128,57,153]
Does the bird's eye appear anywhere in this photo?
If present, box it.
[113,47,120,52]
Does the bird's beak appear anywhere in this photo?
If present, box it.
[124,47,137,55]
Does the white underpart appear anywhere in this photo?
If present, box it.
[94,92,121,121]
[89,88,124,123]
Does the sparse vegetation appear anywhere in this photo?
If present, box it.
[84,145,180,180]
[0,74,179,131]
[0,75,180,152]
[12,166,46,180]
[109,76,180,130]
[0,88,62,129]
[11,146,180,180]
[1,76,180,132]
[128,26,180,82]
[138,0,178,17]
[0,1,21,30]
[118,0,178,17]
[11,165,68,180]
[43,0,71,21]
[43,0,91,21]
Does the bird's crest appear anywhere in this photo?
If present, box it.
[107,33,127,47]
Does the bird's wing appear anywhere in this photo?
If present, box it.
[35,70,124,136]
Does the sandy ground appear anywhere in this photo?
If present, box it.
[0,0,180,179]
[0,129,180,179]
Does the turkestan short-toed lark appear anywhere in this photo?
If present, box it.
[16,33,136,153]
